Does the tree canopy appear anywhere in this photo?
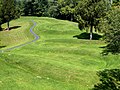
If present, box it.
[0,0,20,30]
[75,0,108,40]
[99,8,120,55]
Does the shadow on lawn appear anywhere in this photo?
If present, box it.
[9,26,21,30]
[73,32,102,40]
[0,46,6,48]
[4,26,21,30]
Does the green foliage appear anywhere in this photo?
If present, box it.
[1,0,20,21]
[19,0,49,16]
[100,8,120,55]
[15,0,79,21]
[113,0,120,7]
[58,0,78,21]
[0,0,20,30]
[14,0,119,23]
[60,5,74,20]
[0,0,3,30]
[113,0,120,3]
[23,0,38,16]
[93,69,120,90]
[75,0,108,40]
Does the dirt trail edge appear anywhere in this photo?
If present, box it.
[0,20,39,53]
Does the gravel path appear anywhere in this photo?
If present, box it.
[0,21,39,53]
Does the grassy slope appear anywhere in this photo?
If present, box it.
[0,17,120,90]
[0,17,34,49]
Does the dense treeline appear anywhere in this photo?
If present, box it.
[15,0,120,20]
[1,0,119,27]
[15,0,79,21]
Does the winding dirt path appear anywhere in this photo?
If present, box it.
[0,21,39,52]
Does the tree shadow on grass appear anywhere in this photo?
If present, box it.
[9,26,21,30]
[100,46,106,48]
[73,32,102,40]
[0,46,6,48]
[4,26,21,30]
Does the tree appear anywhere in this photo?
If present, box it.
[15,0,25,15]
[1,0,20,30]
[0,0,3,31]
[23,0,49,16]
[75,0,108,40]
[93,69,120,90]
[99,8,120,55]
[60,0,79,21]
[49,0,66,19]
[47,1,58,18]
[47,0,79,21]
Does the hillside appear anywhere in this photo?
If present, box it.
[0,17,120,90]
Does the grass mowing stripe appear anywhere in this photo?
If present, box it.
[0,17,119,90]
[0,20,39,52]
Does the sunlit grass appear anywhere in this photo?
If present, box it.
[0,17,34,49]
[0,17,119,90]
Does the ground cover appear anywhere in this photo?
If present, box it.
[0,17,34,49]
[0,17,119,90]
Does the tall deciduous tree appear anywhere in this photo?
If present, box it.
[75,0,108,40]
[1,0,20,30]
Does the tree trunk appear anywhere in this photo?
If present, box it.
[90,24,93,40]
[110,0,113,4]
[7,21,9,30]
[71,14,73,21]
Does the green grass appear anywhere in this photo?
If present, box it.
[0,17,120,90]
[0,17,34,49]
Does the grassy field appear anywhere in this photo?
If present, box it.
[0,17,120,90]
[0,17,34,49]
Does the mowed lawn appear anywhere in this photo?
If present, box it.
[0,17,34,49]
[0,17,120,90]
